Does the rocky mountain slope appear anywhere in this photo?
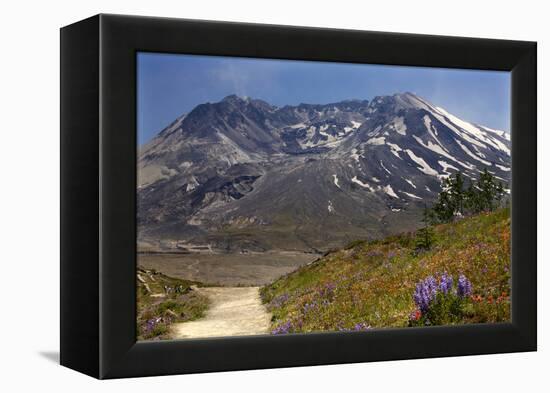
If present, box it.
[138,93,510,252]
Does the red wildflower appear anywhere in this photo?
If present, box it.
[410,309,421,321]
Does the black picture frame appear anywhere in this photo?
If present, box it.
[60,14,537,379]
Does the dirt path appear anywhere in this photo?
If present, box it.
[170,286,272,339]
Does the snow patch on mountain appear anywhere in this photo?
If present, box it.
[438,160,460,173]
[344,121,363,133]
[185,176,200,192]
[367,136,386,146]
[489,138,510,155]
[350,148,363,162]
[423,115,436,134]
[455,139,492,166]
[332,174,341,189]
[383,185,399,198]
[472,145,487,158]
[496,164,510,171]
[436,107,486,138]
[405,150,439,176]
[393,116,407,135]
[352,176,377,192]
[436,107,509,153]
[429,116,486,149]
[386,142,403,159]
[423,115,448,148]
[380,161,392,175]
[412,135,455,163]
[318,127,329,138]
[401,191,422,200]
[480,125,511,141]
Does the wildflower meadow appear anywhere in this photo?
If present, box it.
[261,208,511,334]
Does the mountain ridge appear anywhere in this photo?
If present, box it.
[137,93,510,253]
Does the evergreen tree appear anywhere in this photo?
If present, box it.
[495,180,506,208]
[433,173,465,222]
[449,172,465,215]
[432,169,507,222]
[476,168,505,211]
[415,204,435,250]
[464,179,482,214]
[433,189,454,223]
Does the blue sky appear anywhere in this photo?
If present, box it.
[137,52,510,145]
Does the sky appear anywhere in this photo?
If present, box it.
[137,52,510,145]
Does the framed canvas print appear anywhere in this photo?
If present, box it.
[60,14,536,379]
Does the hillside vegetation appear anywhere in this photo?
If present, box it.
[261,208,510,333]
[137,268,210,340]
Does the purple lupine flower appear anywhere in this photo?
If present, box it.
[302,301,318,314]
[339,322,372,332]
[353,322,372,331]
[144,317,164,333]
[439,272,453,295]
[145,318,157,333]
[271,320,293,335]
[457,274,472,298]
[426,276,438,298]
[317,282,336,300]
[413,282,430,313]
[270,293,289,308]
[293,318,303,330]
[413,276,438,313]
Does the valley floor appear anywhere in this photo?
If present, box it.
[137,250,318,286]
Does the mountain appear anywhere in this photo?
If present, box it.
[137,93,510,252]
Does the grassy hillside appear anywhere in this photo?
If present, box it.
[137,267,209,340]
[261,208,511,333]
